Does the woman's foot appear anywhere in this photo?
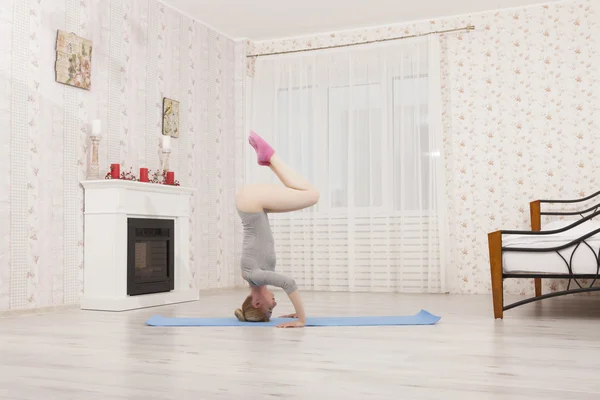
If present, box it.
[248,131,275,166]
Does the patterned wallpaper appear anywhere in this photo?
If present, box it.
[248,0,600,295]
[1,0,597,310]
[0,0,245,312]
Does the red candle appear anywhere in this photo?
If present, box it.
[139,168,149,182]
[110,163,120,179]
[166,171,174,185]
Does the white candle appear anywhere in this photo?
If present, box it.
[162,135,171,150]
[91,119,101,136]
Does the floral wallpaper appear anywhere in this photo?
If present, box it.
[249,0,600,295]
[0,0,245,312]
[0,3,11,311]
[2,0,597,312]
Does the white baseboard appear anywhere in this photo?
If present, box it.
[80,289,200,311]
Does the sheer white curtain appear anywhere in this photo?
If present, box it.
[246,36,448,293]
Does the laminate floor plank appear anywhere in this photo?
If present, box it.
[1,290,600,399]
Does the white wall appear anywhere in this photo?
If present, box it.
[0,0,247,312]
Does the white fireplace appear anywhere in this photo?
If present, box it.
[80,179,198,311]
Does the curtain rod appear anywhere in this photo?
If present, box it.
[246,25,475,58]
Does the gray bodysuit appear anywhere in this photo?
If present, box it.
[238,209,298,295]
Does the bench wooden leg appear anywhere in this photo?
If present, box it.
[535,278,542,297]
[488,231,504,319]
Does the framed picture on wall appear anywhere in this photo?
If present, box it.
[162,98,180,138]
[55,30,93,90]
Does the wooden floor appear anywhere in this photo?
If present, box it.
[1,290,600,399]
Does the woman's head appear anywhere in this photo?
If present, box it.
[234,288,277,322]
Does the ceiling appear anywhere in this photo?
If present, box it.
[159,0,560,41]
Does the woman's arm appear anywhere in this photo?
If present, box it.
[245,269,297,295]
[276,290,306,328]
[245,270,305,328]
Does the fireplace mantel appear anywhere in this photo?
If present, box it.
[80,179,198,311]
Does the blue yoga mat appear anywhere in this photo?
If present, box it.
[145,310,440,327]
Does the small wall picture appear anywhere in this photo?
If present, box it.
[55,30,92,90]
[162,98,180,138]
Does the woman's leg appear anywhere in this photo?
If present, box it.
[236,184,319,213]
[268,154,310,190]
[236,132,319,213]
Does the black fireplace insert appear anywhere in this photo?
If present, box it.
[127,218,174,296]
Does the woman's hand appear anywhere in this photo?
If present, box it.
[276,290,306,328]
[276,320,305,328]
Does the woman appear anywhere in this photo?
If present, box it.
[233,131,319,328]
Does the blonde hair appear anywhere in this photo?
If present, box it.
[234,295,269,322]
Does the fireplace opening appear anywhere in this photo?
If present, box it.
[127,218,174,296]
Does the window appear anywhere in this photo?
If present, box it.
[392,74,433,212]
[275,86,315,192]
[328,84,383,208]
[273,74,437,214]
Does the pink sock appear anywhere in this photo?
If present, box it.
[248,131,275,166]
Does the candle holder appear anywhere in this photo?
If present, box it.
[160,148,171,174]
[88,135,102,179]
